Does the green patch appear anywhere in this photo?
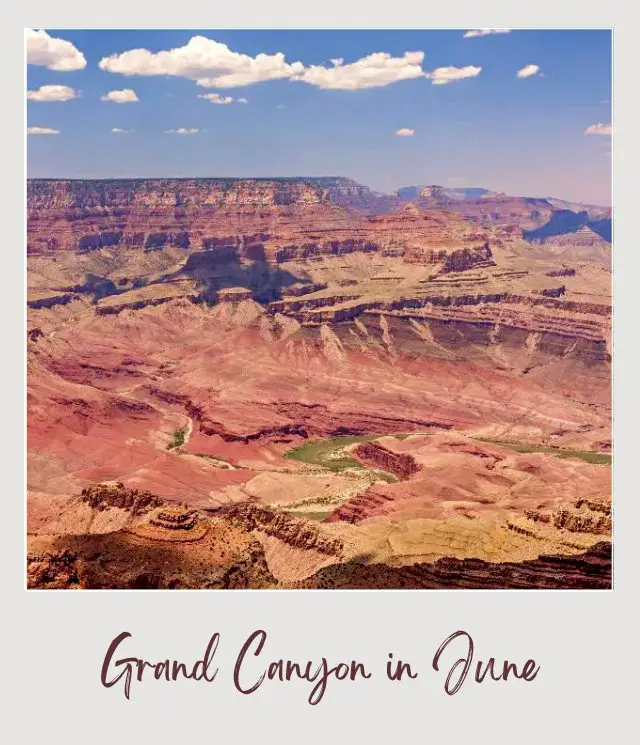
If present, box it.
[284,435,407,482]
[167,427,187,450]
[369,469,399,483]
[284,435,380,471]
[474,438,611,466]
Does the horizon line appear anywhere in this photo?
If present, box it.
[25,176,611,208]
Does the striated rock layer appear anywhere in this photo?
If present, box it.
[294,542,612,590]
[27,177,612,589]
[27,481,611,589]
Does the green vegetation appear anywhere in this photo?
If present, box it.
[474,438,611,465]
[369,469,400,484]
[167,427,187,450]
[285,434,420,482]
[284,435,405,482]
[284,435,380,471]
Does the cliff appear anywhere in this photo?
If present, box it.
[27,176,611,592]
[352,442,421,479]
[295,542,611,589]
[27,177,357,255]
[27,178,493,267]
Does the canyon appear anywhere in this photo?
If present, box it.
[27,177,612,589]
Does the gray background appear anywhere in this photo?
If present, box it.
[7,3,635,742]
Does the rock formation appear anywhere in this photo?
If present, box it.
[81,482,163,514]
[352,442,420,480]
[27,177,612,589]
[294,542,612,590]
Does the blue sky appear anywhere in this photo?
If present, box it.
[26,29,612,205]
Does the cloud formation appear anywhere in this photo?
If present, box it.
[26,29,86,71]
[27,126,60,135]
[292,51,425,90]
[198,93,248,104]
[98,37,445,92]
[463,29,511,39]
[198,93,233,104]
[426,65,482,85]
[27,84,78,102]
[165,128,200,135]
[517,64,540,78]
[110,128,132,133]
[99,36,304,89]
[585,123,613,136]
[100,89,139,103]
[395,128,415,137]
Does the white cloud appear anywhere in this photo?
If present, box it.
[585,123,613,136]
[27,126,60,135]
[100,89,139,103]
[99,36,304,89]
[110,128,132,133]
[97,35,484,94]
[426,65,482,85]
[198,93,233,104]
[165,128,200,135]
[395,128,415,137]
[97,35,485,94]
[463,29,511,39]
[27,84,78,102]
[517,64,540,79]
[292,51,425,90]
[99,38,427,91]
[197,93,249,104]
[26,29,86,71]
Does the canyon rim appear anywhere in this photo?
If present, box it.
[26,28,612,589]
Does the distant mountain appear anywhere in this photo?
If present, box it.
[541,198,610,221]
[523,209,612,243]
[394,184,610,218]
[395,185,501,202]
[589,217,612,242]
[315,177,401,213]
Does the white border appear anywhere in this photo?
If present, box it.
[6,4,637,743]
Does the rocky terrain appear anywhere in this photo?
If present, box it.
[27,177,612,589]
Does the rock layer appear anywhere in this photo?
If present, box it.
[294,541,612,589]
[27,177,612,589]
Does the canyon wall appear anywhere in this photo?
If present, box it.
[26,176,612,589]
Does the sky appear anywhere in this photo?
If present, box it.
[26,29,612,205]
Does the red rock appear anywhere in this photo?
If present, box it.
[26,177,611,589]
